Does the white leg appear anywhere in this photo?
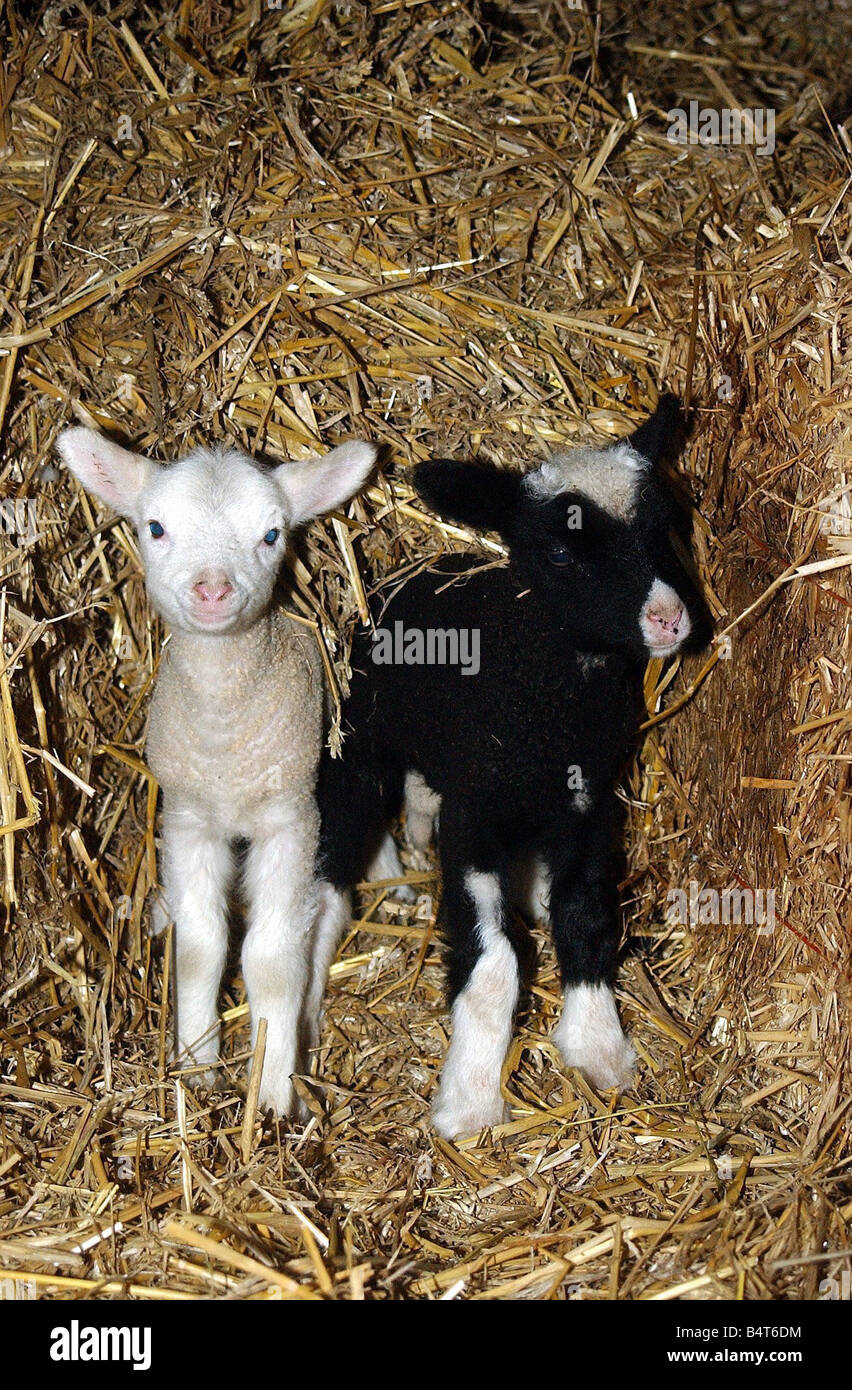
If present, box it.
[511,854,551,920]
[404,771,440,852]
[364,828,416,902]
[432,870,518,1140]
[146,885,172,937]
[162,807,231,1073]
[303,881,351,1058]
[553,982,635,1092]
[241,814,317,1117]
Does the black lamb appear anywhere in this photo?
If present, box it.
[310,395,709,1139]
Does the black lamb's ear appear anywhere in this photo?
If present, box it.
[626,393,683,466]
[412,460,522,537]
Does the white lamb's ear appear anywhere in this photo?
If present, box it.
[57,427,153,518]
[275,441,376,525]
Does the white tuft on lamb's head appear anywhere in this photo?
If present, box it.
[525,394,683,521]
[525,440,648,521]
[57,428,375,636]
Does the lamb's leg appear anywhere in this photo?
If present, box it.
[306,741,388,1050]
[552,977,635,1092]
[511,854,551,921]
[546,822,635,1093]
[432,821,518,1140]
[302,880,351,1060]
[162,808,231,1077]
[403,771,441,853]
[354,756,414,902]
[241,813,317,1118]
[364,829,416,902]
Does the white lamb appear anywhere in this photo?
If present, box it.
[58,427,375,1117]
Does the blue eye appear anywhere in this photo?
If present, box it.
[263,528,280,546]
[148,520,165,538]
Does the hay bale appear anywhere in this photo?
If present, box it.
[0,1,849,1299]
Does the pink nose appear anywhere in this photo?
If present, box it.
[193,575,233,605]
[647,605,683,636]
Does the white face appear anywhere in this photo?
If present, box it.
[136,449,288,635]
[57,429,376,638]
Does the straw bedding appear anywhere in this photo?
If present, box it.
[0,0,850,1300]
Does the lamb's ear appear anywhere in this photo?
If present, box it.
[276,441,376,524]
[625,393,683,466]
[57,427,152,518]
[413,460,522,537]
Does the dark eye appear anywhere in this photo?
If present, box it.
[148,520,165,539]
[548,545,572,567]
[263,528,280,546]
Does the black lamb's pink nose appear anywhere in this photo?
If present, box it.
[648,604,683,635]
[193,574,233,605]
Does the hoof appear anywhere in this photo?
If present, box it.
[560,1037,636,1094]
[146,889,172,937]
[553,983,636,1094]
[254,1063,305,1121]
[174,1063,220,1094]
[432,1091,508,1141]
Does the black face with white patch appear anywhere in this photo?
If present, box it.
[413,397,710,662]
[515,487,680,656]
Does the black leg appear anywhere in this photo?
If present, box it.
[310,722,396,1058]
[317,740,389,890]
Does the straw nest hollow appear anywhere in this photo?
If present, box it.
[0,0,850,1300]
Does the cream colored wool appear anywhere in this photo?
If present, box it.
[57,427,375,1116]
[147,615,323,833]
